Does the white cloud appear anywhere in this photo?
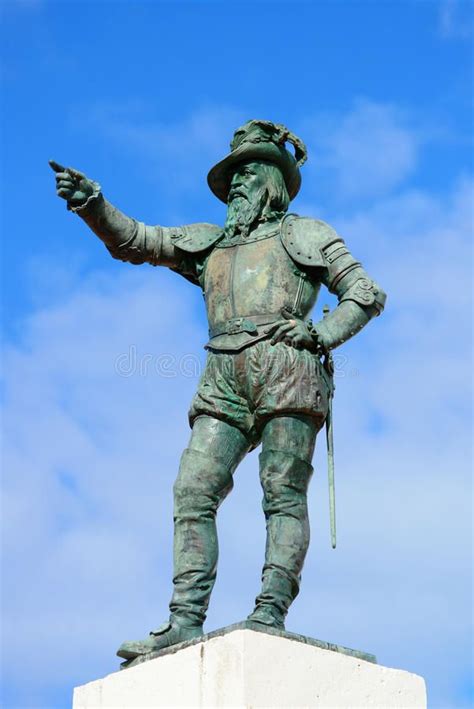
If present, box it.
[299,99,422,202]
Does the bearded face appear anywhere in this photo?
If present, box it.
[224,161,289,238]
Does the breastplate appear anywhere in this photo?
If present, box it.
[204,230,320,351]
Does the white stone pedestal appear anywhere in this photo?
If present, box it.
[73,623,426,708]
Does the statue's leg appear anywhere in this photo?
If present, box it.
[117,415,250,660]
[170,415,250,626]
[248,414,319,629]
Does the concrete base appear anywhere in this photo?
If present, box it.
[73,623,426,708]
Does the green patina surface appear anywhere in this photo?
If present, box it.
[50,119,386,666]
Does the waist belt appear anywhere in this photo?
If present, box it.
[209,313,283,339]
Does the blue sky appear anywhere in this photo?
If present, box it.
[1,1,472,707]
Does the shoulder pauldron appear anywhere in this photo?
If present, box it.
[280,214,342,268]
[170,223,224,254]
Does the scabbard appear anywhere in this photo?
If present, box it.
[325,377,336,549]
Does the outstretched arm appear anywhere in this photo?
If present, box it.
[49,160,188,269]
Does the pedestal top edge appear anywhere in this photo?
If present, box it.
[119,621,377,671]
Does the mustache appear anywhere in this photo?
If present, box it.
[228,186,248,201]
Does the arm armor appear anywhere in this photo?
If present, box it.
[312,233,386,350]
[71,189,222,282]
[280,215,386,350]
[71,187,160,265]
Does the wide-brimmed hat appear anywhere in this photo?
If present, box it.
[207,119,307,203]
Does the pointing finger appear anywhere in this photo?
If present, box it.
[49,159,66,173]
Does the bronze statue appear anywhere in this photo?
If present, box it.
[50,119,386,665]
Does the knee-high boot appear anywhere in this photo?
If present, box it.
[248,449,313,629]
[117,445,236,661]
[170,447,234,627]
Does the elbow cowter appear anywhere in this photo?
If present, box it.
[322,239,386,314]
[313,281,387,351]
[340,277,387,316]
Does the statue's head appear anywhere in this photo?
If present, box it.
[208,120,307,204]
[208,120,307,237]
[223,160,289,238]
